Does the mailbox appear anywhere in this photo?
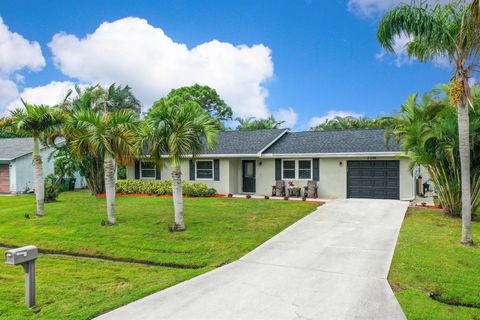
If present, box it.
[4,245,38,307]
[5,245,38,265]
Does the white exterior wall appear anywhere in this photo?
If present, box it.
[9,147,56,194]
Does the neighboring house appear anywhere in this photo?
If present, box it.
[0,138,82,194]
[126,128,415,200]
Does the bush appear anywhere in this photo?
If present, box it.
[115,179,217,197]
[45,174,61,202]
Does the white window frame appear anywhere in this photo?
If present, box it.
[196,160,214,180]
[282,159,312,180]
[140,161,157,180]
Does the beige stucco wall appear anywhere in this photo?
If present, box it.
[125,156,414,200]
[125,159,231,194]
[317,157,414,200]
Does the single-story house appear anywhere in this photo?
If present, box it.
[126,128,415,200]
[0,138,83,194]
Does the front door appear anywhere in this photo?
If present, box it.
[242,160,256,193]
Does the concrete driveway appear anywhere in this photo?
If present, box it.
[96,199,409,320]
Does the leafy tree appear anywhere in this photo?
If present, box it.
[310,116,391,131]
[378,0,480,244]
[0,117,31,138]
[7,101,63,216]
[164,84,232,121]
[67,108,139,224]
[139,99,218,230]
[235,116,285,130]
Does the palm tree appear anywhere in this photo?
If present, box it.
[138,100,218,231]
[52,84,141,195]
[378,0,480,244]
[235,116,285,130]
[68,108,139,224]
[8,101,63,216]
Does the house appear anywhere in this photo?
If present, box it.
[0,138,82,194]
[126,128,415,200]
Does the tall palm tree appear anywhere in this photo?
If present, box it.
[138,100,218,231]
[68,109,139,224]
[235,116,285,130]
[8,101,63,216]
[378,0,480,244]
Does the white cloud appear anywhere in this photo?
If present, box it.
[6,81,77,112]
[0,17,45,75]
[307,110,363,128]
[273,107,298,129]
[348,0,452,18]
[48,17,274,118]
[0,79,18,110]
[0,17,46,114]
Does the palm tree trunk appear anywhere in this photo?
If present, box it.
[171,165,186,230]
[104,154,116,224]
[458,101,473,244]
[32,137,45,217]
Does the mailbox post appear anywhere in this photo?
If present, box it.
[5,245,38,307]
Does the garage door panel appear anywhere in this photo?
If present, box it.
[347,161,399,200]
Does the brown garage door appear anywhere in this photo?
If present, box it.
[0,165,10,193]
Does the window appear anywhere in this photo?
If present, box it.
[298,160,312,180]
[282,160,296,179]
[196,160,213,180]
[140,162,156,179]
[282,159,312,180]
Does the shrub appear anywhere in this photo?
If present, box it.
[45,174,61,202]
[264,195,269,200]
[246,194,251,199]
[115,180,217,197]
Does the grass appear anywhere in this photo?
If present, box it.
[389,207,480,320]
[0,190,318,319]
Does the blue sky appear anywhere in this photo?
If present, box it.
[0,0,452,129]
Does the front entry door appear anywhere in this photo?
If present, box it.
[242,160,256,193]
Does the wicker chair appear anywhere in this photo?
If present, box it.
[271,180,286,197]
[303,181,318,198]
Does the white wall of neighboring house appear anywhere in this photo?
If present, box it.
[8,146,84,194]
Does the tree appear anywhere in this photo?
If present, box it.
[54,84,141,195]
[386,87,480,217]
[67,108,139,224]
[8,101,63,216]
[139,99,218,230]
[165,84,233,121]
[378,0,480,244]
[235,116,285,130]
[310,116,391,131]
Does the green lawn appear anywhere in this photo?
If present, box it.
[0,191,318,320]
[389,207,480,320]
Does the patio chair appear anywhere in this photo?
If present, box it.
[303,181,318,198]
[271,180,286,197]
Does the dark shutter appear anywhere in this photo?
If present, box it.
[155,165,161,180]
[275,159,282,181]
[134,161,140,179]
[214,159,220,181]
[189,160,195,181]
[313,158,320,181]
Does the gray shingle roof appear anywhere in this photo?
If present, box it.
[200,129,287,154]
[263,129,400,154]
[0,138,50,160]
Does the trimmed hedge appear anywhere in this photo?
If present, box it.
[116,179,217,197]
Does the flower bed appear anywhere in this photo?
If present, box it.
[115,179,217,197]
